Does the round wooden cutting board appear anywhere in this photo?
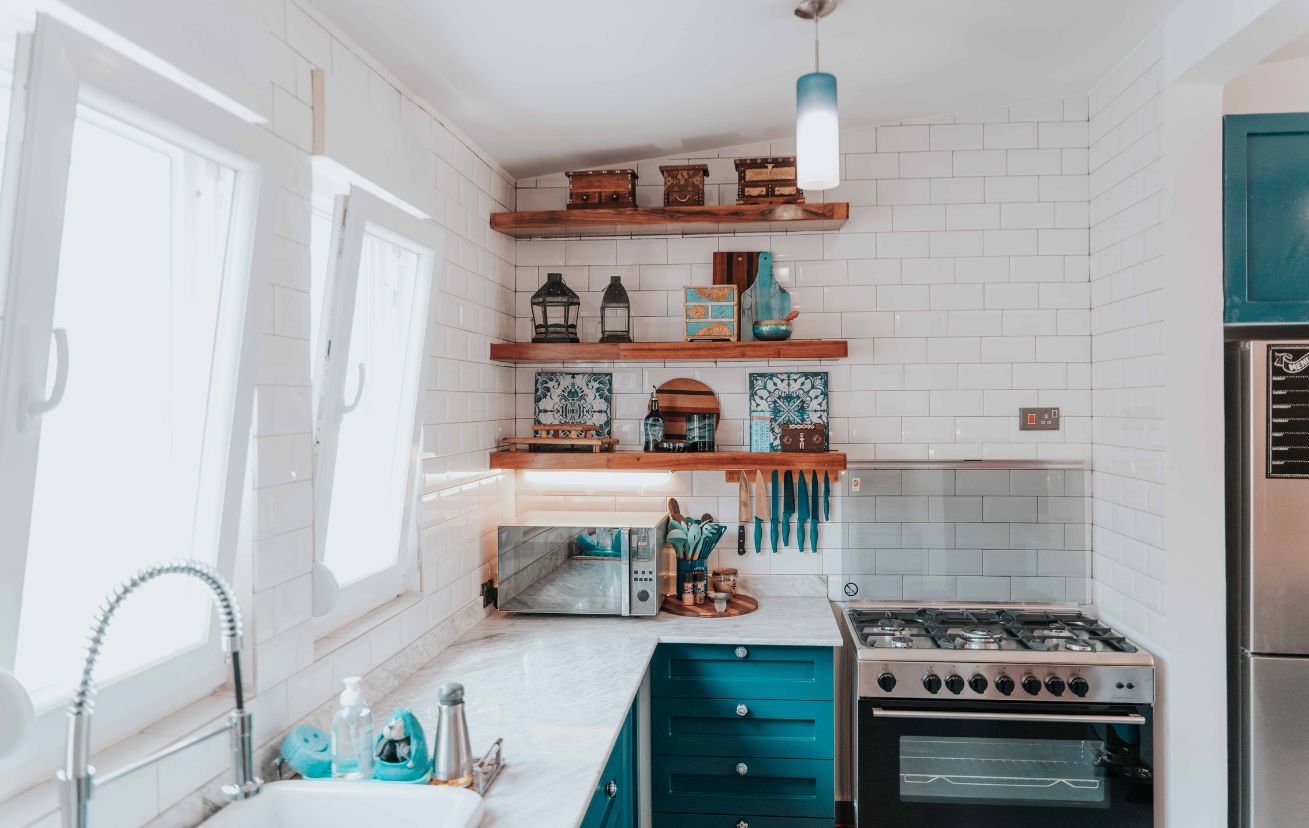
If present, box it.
[660,593,758,617]
[654,378,720,444]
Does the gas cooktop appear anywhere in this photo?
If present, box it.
[845,603,1155,704]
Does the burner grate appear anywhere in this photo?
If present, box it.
[847,607,1137,653]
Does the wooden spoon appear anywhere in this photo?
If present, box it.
[668,497,683,524]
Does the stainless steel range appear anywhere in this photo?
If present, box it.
[847,603,1155,827]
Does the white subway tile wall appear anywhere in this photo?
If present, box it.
[513,100,1092,600]
[1087,30,1166,643]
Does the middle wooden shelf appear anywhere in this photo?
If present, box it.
[490,339,848,363]
[489,450,847,473]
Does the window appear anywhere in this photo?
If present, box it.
[0,17,280,796]
[310,186,440,630]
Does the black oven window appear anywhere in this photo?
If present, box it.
[899,736,1109,808]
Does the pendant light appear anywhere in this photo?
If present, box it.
[795,0,839,191]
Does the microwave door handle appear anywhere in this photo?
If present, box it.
[870,709,1146,726]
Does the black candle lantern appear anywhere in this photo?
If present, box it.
[599,275,633,343]
[530,272,581,343]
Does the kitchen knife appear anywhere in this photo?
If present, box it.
[797,471,809,553]
[810,470,820,553]
[753,470,767,553]
[737,472,749,556]
[823,471,831,520]
[770,470,780,554]
[782,470,794,546]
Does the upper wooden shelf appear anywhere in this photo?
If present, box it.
[489,449,847,473]
[489,202,849,238]
[489,339,848,363]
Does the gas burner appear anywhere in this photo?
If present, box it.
[874,618,906,632]
[887,635,914,648]
[1059,637,1094,652]
[957,627,1002,650]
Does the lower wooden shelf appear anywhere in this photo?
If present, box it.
[488,450,846,473]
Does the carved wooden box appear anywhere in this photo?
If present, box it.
[565,168,638,209]
[659,164,710,206]
[734,156,803,204]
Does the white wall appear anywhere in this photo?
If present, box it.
[0,0,517,824]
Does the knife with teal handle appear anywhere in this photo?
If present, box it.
[810,470,820,552]
[823,471,831,520]
[769,470,780,553]
[781,471,794,546]
[797,471,809,552]
[753,470,766,553]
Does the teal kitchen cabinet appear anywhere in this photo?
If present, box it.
[1225,113,1309,323]
[582,701,635,828]
[651,644,835,828]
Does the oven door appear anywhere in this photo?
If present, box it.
[858,700,1153,827]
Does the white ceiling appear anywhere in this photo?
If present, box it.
[304,0,1183,178]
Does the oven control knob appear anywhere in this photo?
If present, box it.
[877,673,897,692]
[995,675,1015,696]
[969,674,989,694]
[1022,675,1042,695]
[922,674,942,694]
[1069,676,1090,697]
[1045,676,1066,697]
[944,674,965,695]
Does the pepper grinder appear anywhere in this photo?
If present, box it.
[431,682,474,787]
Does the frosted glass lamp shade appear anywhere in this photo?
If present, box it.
[796,72,839,190]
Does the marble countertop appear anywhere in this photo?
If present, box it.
[374,596,843,828]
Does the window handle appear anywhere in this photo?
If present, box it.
[27,327,69,424]
[341,363,365,414]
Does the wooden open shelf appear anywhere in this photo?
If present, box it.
[489,450,846,473]
[489,202,848,238]
[490,339,848,363]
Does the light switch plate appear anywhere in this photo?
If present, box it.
[1019,407,1060,430]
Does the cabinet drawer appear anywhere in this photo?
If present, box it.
[652,755,834,818]
[651,644,834,701]
[651,698,833,759]
[654,814,834,828]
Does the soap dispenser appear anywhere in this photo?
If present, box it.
[431,682,473,787]
[330,676,375,779]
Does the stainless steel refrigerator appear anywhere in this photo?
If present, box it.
[1227,339,1309,828]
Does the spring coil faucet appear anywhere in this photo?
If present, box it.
[59,560,262,828]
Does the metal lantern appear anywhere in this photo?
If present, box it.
[530,272,581,343]
[599,275,633,343]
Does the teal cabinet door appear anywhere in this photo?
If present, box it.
[651,755,834,818]
[582,703,635,828]
[651,697,834,759]
[654,815,834,828]
[1225,113,1309,323]
[650,645,834,701]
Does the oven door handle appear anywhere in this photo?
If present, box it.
[871,708,1146,725]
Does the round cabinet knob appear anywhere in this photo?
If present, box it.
[736,762,749,776]
[736,703,750,717]
[995,675,1015,696]
[944,674,965,695]
[1069,676,1090,698]
[636,589,650,602]
[1022,675,1042,696]
[969,674,989,694]
[876,672,897,692]
[922,674,942,694]
[735,646,749,659]
[605,780,618,799]
[737,821,749,828]
[1045,676,1066,697]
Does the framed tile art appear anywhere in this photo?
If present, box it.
[748,371,829,452]
[534,372,613,437]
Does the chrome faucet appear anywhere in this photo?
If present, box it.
[58,561,262,828]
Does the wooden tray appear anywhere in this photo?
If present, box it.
[660,593,758,618]
[502,436,618,453]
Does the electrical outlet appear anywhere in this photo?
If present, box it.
[1019,407,1061,431]
[850,476,861,493]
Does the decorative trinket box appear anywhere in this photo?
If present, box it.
[659,164,710,206]
[683,285,738,341]
[734,156,803,204]
[780,423,827,452]
[565,168,638,209]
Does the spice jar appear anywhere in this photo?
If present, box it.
[711,567,738,596]
[692,570,707,605]
[681,578,695,606]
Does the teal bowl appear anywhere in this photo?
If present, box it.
[752,320,793,341]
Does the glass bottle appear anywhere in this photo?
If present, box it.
[643,387,665,451]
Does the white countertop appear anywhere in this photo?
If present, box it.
[374,596,843,828]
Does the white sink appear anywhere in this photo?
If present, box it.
[201,780,483,828]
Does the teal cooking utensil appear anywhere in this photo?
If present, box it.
[781,470,794,546]
[769,470,780,553]
[753,470,766,554]
[823,471,831,521]
[810,470,820,552]
[797,471,809,552]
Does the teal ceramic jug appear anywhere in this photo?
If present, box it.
[752,252,792,322]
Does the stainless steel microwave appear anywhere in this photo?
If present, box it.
[494,511,671,616]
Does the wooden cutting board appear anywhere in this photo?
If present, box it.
[661,593,758,617]
[655,378,720,443]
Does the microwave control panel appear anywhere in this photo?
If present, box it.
[628,527,662,615]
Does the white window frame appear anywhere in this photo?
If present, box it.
[0,15,280,797]
[311,185,440,633]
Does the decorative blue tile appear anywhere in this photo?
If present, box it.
[534,372,613,437]
[748,371,829,451]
